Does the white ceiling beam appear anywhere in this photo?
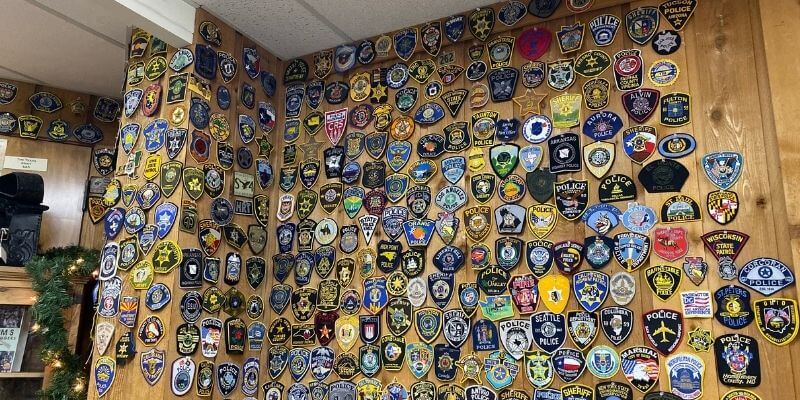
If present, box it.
[113,0,197,47]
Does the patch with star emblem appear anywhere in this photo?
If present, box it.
[547,59,575,90]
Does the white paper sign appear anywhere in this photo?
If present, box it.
[3,156,48,172]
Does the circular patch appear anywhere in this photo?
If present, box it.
[210,197,234,225]
[386,62,409,89]
[237,146,253,169]
[315,218,338,245]
[648,59,679,86]
[522,114,552,144]
[498,174,526,203]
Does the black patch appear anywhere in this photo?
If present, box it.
[714,333,761,387]
[598,174,637,203]
[433,343,460,381]
[600,306,633,346]
[471,173,496,204]
[477,266,510,296]
[429,272,455,308]
[269,284,292,315]
[528,0,560,18]
[643,309,683,355]
[386,297,413,335]
[417,134,446,158]
[360,315,381,344]
[583,236,614,269]
[531,311,566,353]
[548,133,582,173]
[217,362,239,396]
[176,323,200,355]
[377,240,402,273]
[660,92,691,127]
[554,179,589,221]
[323,146,345,178]
[324,81,350,105]
[320,183,343,214]
[246,256,266,289]
[362,161,386,189]
[380,336,406,371]
[554,241,584,275]
[595,382,633,400]
[638,159,689,193]
[407,186,432,219]
[284,58,309,84]
[526,240,554,277]
[179,248,203,288]
[526,168,557,203]
[495,237,523,270]
[488,68,519,102]
[652,30,682,55]
[224,317,246,353]
[443,121,471,152]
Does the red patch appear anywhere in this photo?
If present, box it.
[654,227,688,261]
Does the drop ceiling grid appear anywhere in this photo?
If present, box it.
[194,0,499,59]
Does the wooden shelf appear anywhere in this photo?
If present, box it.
[0,372,45,379]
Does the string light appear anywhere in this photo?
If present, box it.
[30,323,40,333]
[73,378,85,393]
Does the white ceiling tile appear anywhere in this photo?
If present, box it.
[31,0,132,45]
[194,0,350,59]
[305,0,497,42]
[0,0,125,97]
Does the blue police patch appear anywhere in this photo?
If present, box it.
[104,207,125,239]
[484,350,519,390]
[625,7,660,45]
[428,272,455,309]
[94,356,116,397]
[243,47,260,79]
[385,173,410,203]
[519,145,544,172]
[363,276,389,314]
[589,14,621,46]
[145,283,172,311]
[573,270,610,312]
[238,114,256,144]
[285,83,304,119]
[288,348,311,381]
[334,44,357,73]
[217,362,239,397]
[310,346,335,381]
[143,118,168,152]
[306,80,324,109]
[403,219,435,246]
[73,123,104,144]
[154,202,178,239]
[441,156,466,184]
[434,344,460,380]
[194,44,217,80]
[394,28,418,61]
[472,318,500,351]
[387,140,412,172]
[123,89,143,118]
[496,118,520,142]
[621,202,657,234]
[581,203,622,236]
[382,206,408,240]
[269,284,292,315]
[120,123,140,154]
[189,98,210,129]
[702,151,743,190]
[268,346,289,379]
[433,245,465,273]
[414,102,445,125]
[216,85,231,109]
[582,111,623,141]
[261,70,277,97]
[276,223,296,253]
[658,133,696,159]
[444,15,466,42]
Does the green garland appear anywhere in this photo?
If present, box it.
[25,246,99,400]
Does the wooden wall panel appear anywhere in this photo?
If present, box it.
[89,1,800,399]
